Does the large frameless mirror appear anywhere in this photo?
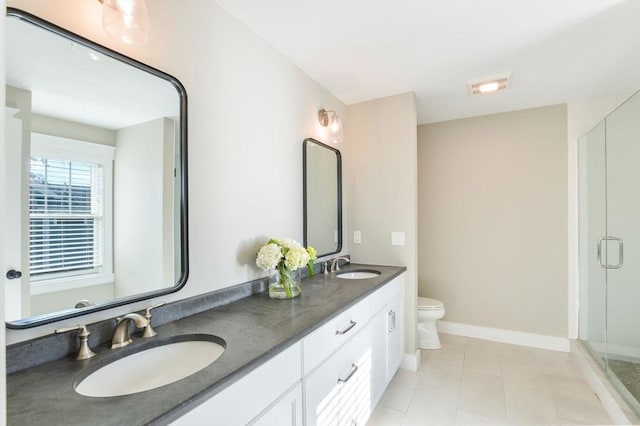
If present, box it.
[303,138,342,257]
[4,8,188,328]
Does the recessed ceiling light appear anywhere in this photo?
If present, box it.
[468,74,510,95]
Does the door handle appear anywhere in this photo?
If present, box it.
[597,237,605,268]
[597,236,623,269]
[6,269,22,280]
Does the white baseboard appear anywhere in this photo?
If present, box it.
[437,320,570,352]
[400,350,421,372]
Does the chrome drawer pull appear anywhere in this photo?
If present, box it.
[337,363,359,384]
[335,320,356,335]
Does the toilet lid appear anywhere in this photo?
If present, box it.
[417,297,444,311]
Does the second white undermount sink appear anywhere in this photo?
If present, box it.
[75,337,225,397]
[336,270,381,280]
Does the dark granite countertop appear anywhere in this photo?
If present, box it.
[6,263,406,426]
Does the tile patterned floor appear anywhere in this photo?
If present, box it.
[368,334,613,426]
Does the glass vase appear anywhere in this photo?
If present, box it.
[269,266,301,299]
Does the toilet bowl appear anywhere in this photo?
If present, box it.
[417,297,445,350]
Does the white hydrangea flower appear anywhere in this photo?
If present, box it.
[256,243,283,270]
[285,246,310,269]
[280,239,302,250]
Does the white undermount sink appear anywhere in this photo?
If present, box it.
[336,270,381,280]
[75,338,225,397]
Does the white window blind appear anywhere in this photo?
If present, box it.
[29,156,104,277]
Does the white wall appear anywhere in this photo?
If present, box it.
[346,92,418,360]
[30,283,114,315]
[31,113,115,146]
[5,0,347,343]
[114,118,167,297]
[418,105,568,338]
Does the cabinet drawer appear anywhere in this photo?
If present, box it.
[370,275,403,315]
[304,323,373,426]
[303,296,370,375]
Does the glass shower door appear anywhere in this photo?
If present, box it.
[578,120,607,369]
[603,91,640,412]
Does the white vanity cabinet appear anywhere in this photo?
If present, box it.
[303,274,404,426]
[370,275,404,404]
[172,273,404,426]
[171,343,302,426]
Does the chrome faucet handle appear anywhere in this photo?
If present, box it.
[142,301,165,338]
[322,261,329,275]
[55,324,97,361]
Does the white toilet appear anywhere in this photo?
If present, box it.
[417,297,446,350]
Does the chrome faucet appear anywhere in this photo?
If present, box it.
[330,256,350,272]
[111,313,149,349]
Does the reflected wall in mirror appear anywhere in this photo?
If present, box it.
[303,138,342,257]
[4,9,188,328]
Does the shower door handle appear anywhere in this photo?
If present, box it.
[597,236,624,269]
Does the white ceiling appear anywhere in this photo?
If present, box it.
[215,0,640,124]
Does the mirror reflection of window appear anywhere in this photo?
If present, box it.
[28,134,115,316]
[29,156,103,277]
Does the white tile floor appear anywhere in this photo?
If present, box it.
[368,334,613,426]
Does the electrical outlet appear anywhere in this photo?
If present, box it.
[354,231,362,244]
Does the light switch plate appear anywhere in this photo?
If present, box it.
[391,232,405,246]
[353,231,362,244]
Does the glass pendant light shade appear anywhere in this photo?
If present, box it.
[102,0,149,45]
[328,114,344,144]
[318,109,344,144]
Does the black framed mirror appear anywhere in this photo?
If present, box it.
[4,8,188,328]
[303,138,342,257]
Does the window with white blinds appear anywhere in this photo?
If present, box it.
[29,157,103,276]
[29,134,114,285]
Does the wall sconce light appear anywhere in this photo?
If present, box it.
[318,109,344,144]
[99,0,149,45]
